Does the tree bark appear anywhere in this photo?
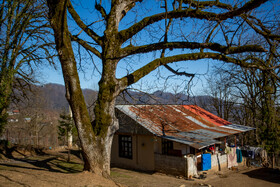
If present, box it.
[47,0,119,177]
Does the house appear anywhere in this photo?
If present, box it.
[12,110,20,114]
[111,105,254,176]
[7,117,18,123]
[24,117,31,123]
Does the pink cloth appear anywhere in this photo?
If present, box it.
[227,147,238,168]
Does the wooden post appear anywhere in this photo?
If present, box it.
[214,144,216,154]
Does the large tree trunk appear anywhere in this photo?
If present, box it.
[47,0,119,177]
[91,79,120,176]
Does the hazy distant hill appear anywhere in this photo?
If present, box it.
[116,90,213,106]
[39,83,98,111]
[12,83,213,112]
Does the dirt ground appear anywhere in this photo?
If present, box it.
[0,149,279,187]
[111,166,280,187]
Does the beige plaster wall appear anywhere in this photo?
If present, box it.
[210,153,228,172]
[111,134,155,171]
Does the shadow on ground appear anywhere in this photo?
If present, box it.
[0,141,84,174]
[0,156,83,174]
[242,168,280,184]
[61,149,83,160]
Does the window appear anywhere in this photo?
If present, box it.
[162,139,173,155]
[119,135,132,159]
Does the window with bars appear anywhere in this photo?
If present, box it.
[119,135,132,159]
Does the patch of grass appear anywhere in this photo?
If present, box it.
[110,171,132,178]
[50,159,83,173]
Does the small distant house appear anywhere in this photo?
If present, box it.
[7,111,13,116]
[7,117,18,123]
[111,105,254,176]
[12,110,20,114]
[24,118,31,123]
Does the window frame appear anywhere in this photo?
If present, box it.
[162,139,173,155]
[119,135,133,159]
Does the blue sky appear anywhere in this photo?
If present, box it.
[39,0,212,94]
[39,0,277,95]
[40,56,214,95]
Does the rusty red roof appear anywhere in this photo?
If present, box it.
[116,105,254,149]
[183,105,231,126]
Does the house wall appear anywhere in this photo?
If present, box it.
[153,137,197,176]
[173,142,188,155]
[153,137,161,154]
[111,134,194,176]
[154,153,186,176]
[186,155,198,177]
[111,134,155,171]
[211,152,248,172]
[111,109,156,171]
[211,153,228,172]
[153,137,189,155]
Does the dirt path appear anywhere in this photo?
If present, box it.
[111,167,199,187]
[0,151,279,187]
[205,167,280,187]
[110,166,280,187]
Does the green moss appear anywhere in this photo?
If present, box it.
[93,101,112,138]
[93,74,118,138]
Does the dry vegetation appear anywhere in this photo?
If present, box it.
[0,144,279,187]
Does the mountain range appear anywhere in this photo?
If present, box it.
[12,83,213,113]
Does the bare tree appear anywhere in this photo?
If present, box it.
[0,0,54,134]
[208,41,280,166]
[231,65,279,166]
[46,0,278,176]
[6,93,59,148]
[199,72,237,121]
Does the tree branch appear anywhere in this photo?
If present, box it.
[95,3,107,19]
[118,0,268,44]
[181,0,233,10]
[116,0,140,22]
[67,0,102,45]
[71,34,102,59]
[120,41,266,58]
[118,52,264,91]
[164,64,195,77]
[242,15,280,42]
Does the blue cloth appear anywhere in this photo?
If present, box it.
[236,149,242,163]
[202,153,211,171]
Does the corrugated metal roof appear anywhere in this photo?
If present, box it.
[115,105,254,149]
